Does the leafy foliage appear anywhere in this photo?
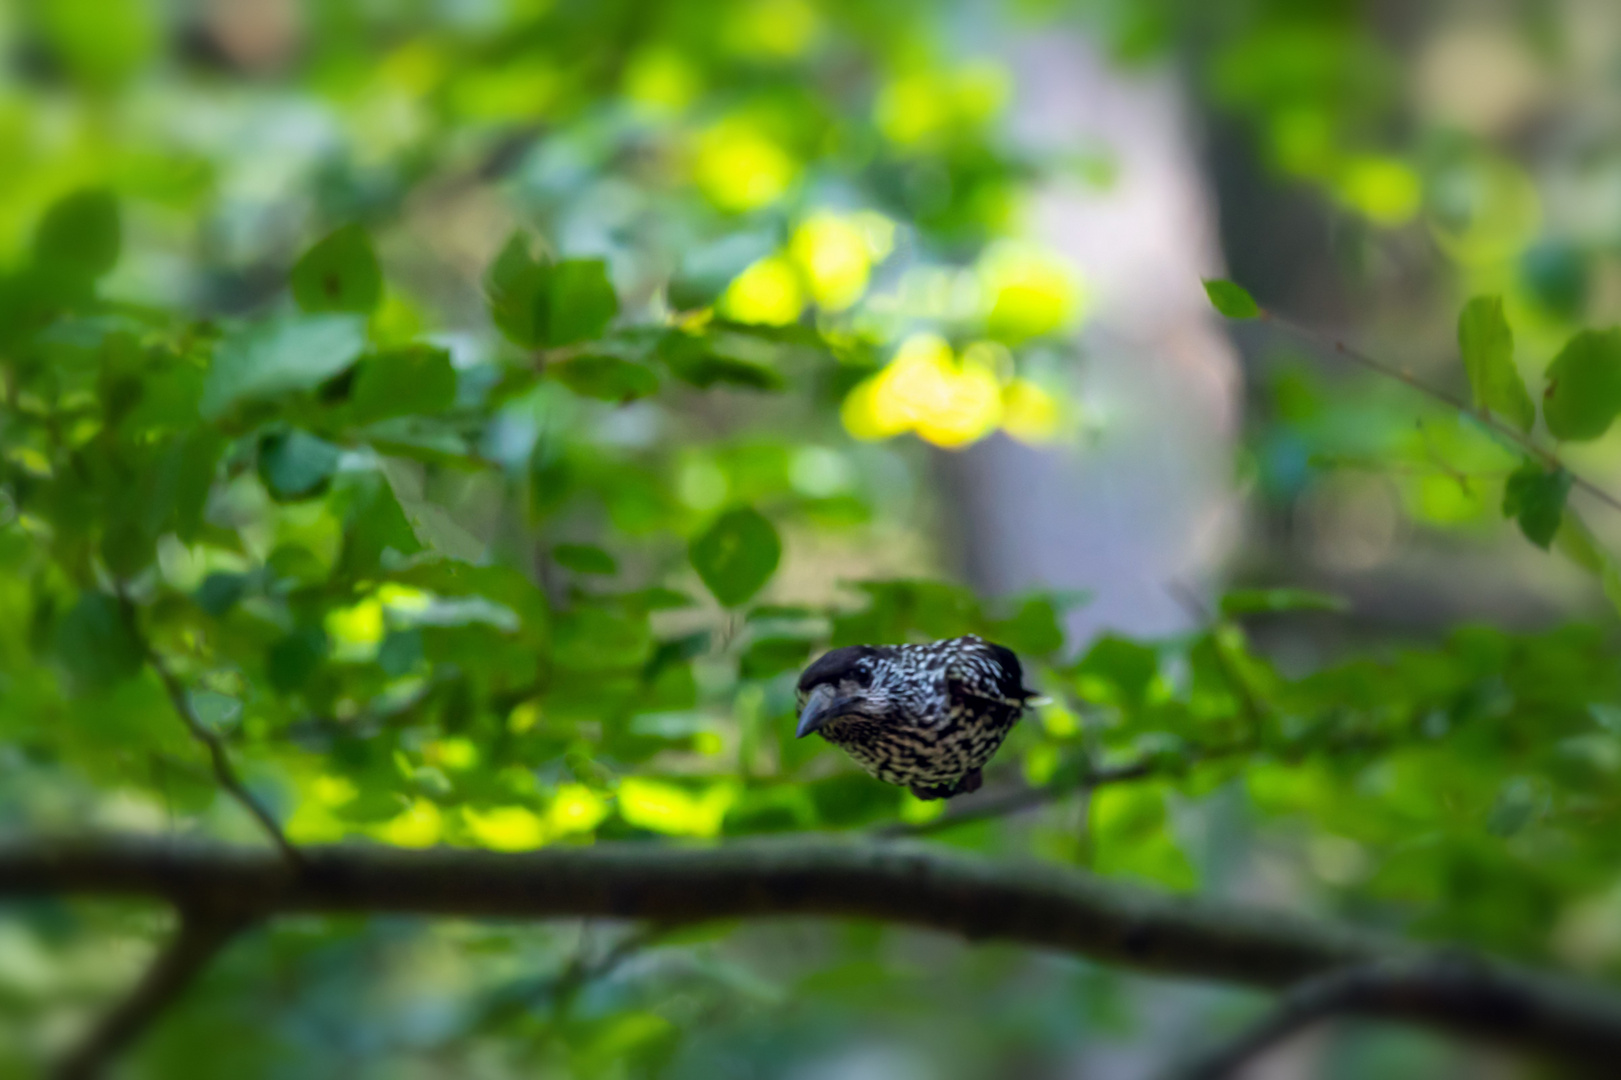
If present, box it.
[8,1,1621,1077]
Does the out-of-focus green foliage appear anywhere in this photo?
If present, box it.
[7,0,1621,1076]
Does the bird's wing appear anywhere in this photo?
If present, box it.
[945,640,1031,708]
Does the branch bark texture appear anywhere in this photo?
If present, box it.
[5,835,1621,1070]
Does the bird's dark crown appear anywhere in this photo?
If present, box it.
[795,644,882,693]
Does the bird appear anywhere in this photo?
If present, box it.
[794,635,1035,800]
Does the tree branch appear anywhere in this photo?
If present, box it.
[1170,956,1563,1080]
[6,835,1621,1068]
[51,906,252,1080]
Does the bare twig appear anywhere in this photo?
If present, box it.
[115,592,302,866]
[876,756,1156,839]
[1169,957,1553,1080]
[52,908,252,1080]
[1264,312,1621,520]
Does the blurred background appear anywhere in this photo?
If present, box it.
[5,0,1621,1077]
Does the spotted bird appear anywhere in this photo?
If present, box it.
[794,635,1035,800]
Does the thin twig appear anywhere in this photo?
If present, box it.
[464,922,670,1038]
[877,756,1156,839]
[52,909,252,1080]
[1264,313,1621,520]
[115,592,302,866]
[1168,956,1529,1080]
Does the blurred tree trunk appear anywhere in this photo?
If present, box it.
[939,31,1242,642]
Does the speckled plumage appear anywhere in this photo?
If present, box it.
[794,635,1033,800]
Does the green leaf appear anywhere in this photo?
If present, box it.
[545,259,619,346]
[740,635,814,679]
[989,595,1065,657]
[553,355,659,401]
[486,232,549,348]
[1219,588,1348,617]
[690,507,781,607]
[380,457,485,562]
[195,572,247,617]
[660,335,783,391]
[553,542,618,575]
[267,626,326,694]
[1543,328,1621,441]
[349,345,458,423]
[200,314,368,419]
[34,188,120,279]
[1202,279,1260,320]
[1458,295,1534,433]
[56,592,143,692]
[258,430,342,501]
[483,236,618,349]
[1501,459,1571,549]
[290,223,382,314]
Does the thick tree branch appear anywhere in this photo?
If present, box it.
[5,835,1621,1069]
[51,906,252,1080]
[1171,957,1555,1080]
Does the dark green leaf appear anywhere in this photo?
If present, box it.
[268,627,327,694]
[258,430,343,501]
[349,345,458,423]
[1543,328,1621,441]
[553,542,617,575]
[290,223,382,315]
[690,507,781,607]
[195,572,247,617]
[377,629,423,677]
[544,259,618,346]
[660,334,783,391]
[200,315,368,419]
[989,595,1065,657]
[485,232,550,348]
[740,635,813,679]
[1458,295,1534,433]
[553,355,659,401]
[1220,588,1349,617]
[56,593,143,692]
[34,189,120,279]
[1202,279,1260,320]
[1501,459,1571,549]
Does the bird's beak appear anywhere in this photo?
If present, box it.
[797,684,854,739]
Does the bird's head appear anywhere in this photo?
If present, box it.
[794,645,889,739]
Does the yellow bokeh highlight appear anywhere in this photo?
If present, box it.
[462,785,607,852]
[842,333,1003,449]
[1337,155,1421,226]
[789,210,894,311]
[550,783,610,834]
[508,700,542,734]
[325,598,385,661]
[624,47,699,114]
[618,778,735,837]
[978,242,1082,343]
[874,61,1011,148]
[694,119,797,212]
[381,798,443,848]
[464,806,547,851]
[720,255,805,325]
[425,738,478,771]
[1000,379,1062,444]
[727,0,821,57]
